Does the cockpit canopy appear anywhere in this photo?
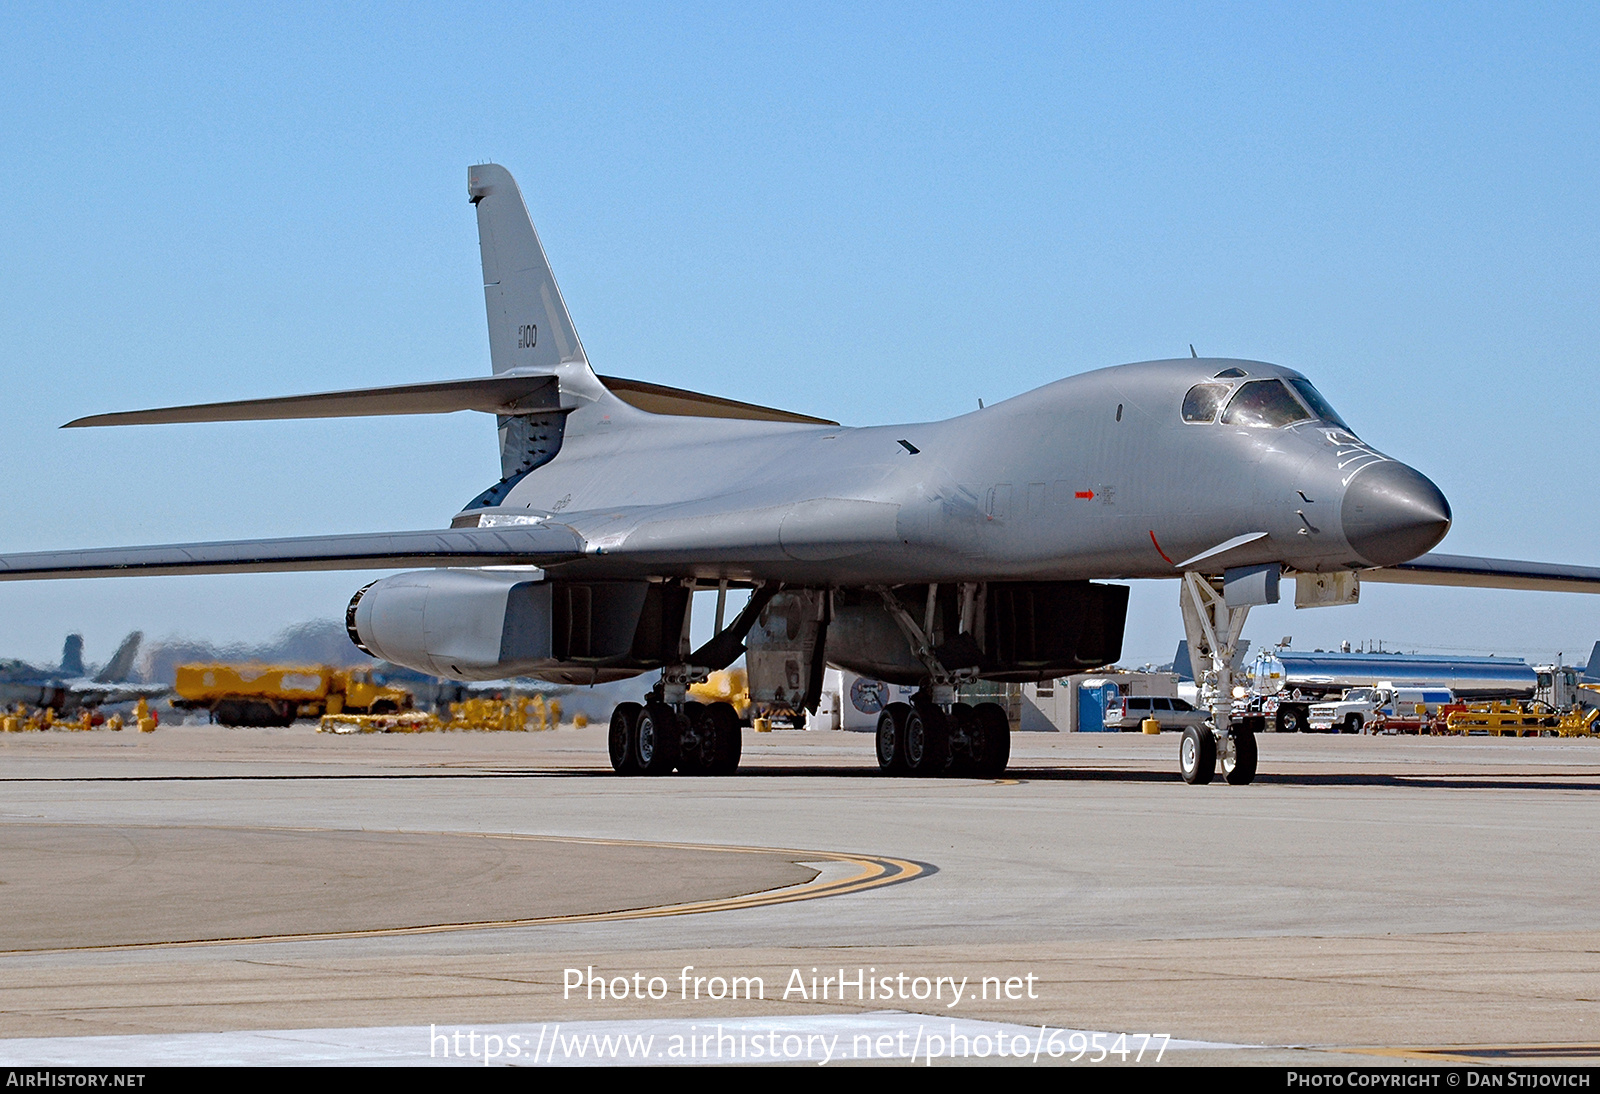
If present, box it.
[1182,375,1353,433]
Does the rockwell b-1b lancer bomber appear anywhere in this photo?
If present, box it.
[5,164,1598,783]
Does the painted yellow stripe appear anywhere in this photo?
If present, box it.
[1344,1044,1600,1063]
[4,831,928,956]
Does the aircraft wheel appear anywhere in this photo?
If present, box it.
[876,702,911,775]
[1180,725,1215,784]
[905,703,951,777]
[634,702,681,775]
[970,701,1011,778]
[946,703,976,776]
[677,703,715,775]
[707,701,742,775]
[608,702,642,774]
[1223,727,1258,785]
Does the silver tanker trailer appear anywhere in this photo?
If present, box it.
[1250,650,1538,733]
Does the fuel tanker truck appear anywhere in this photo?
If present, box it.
[1250,650,1538,733]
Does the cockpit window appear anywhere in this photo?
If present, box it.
[1181,383,1230,423]
[1220,379,1313,429]
[1287,378,1355,433]
[1213,367,1248,379]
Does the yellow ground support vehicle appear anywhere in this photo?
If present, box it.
[1443,702,1600,737]
[688,667,751,721]
[174,664,412,726]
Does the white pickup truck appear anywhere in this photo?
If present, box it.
[1308,685,1456,734]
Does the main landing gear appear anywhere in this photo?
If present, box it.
[609,698,742,777]
[876,696,1011,778]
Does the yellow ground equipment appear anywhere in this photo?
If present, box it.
[1443,702,1600,737]
[689,668,751,720]
[175,664,412,726]
[319,693,563,734]
[1,696,158,733]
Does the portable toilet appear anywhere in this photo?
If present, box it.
[1076,679,1121,733]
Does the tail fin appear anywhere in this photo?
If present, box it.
[468,164,616,478]
[469,165,604,385]
[60,634,84,677]
[92,632,142,684]
[1584,641,1600,683]
[1172,640,1193,682]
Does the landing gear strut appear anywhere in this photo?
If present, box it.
[607,579,764,778]
[869,583,1012,779]
[1178,571,1258,786]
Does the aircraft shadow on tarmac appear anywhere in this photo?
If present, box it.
[22,768,1597,791]
[442,766,1600,791]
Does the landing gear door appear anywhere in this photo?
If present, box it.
[746,590,826,713]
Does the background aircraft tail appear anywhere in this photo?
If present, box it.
[92,632,143,684]
[60,634,85,677]
[1583,641,1600,684]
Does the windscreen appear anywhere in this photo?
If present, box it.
[1287,378,1355,432]
[1220,380,1313,428]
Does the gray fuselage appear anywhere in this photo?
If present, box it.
[474,357,1450,587]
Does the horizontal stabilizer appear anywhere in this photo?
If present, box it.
[1363,553,1600,594]
[63,374,560,428]
[0,525,585,580]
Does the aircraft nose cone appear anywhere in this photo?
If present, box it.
[1341,462,1452,567]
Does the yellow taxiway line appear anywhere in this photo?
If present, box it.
[3,829,929,955]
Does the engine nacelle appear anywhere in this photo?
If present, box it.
[346,570,672,682]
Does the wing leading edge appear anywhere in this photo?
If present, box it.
[0,525,586,581]
[1363,552,1600,594]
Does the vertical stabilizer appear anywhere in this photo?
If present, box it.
[60,634,84,677]
[93,632,142,684]
[467,165,616,478]
[1173,640,1193,682]
[469,165,594,378]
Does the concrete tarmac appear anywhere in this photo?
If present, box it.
[1,724,1598,1066]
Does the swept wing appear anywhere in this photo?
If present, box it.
[0,525,585,580]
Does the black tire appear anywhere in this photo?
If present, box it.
[707,701,742,775]
[1180,725,1216,785]
[876,702,911,775]
[1344,715,1363,735]
[970,701,1011,778]
[1223,728,1258,785]
[905,703,951,777]
[634,702,681,775]
[677,703,715,775]
[945,703,976,776]
[609,702,642,774]
[1277,706,1309,734]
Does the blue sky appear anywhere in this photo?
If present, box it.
[0,3,1596,670]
